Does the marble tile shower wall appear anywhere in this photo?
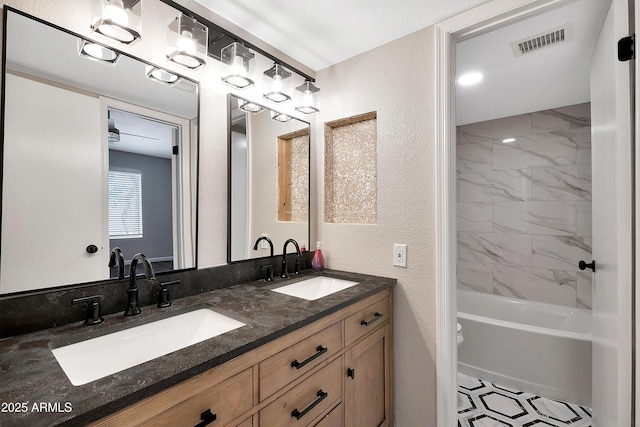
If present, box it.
[456,103,593,309]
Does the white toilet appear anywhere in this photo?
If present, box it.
[457,322,463,346]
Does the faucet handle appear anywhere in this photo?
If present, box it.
[72,295,104,326]
[294,257,305,275]
[157,280,180,308]
[260,264,274,282]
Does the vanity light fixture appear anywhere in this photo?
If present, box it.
[145,65,181,86]
[78,39,120,64]
[238,98,264,114]
[271,111,292,122]
[295,80,320,114]
[221,42,255,89]
[167,14,208,70]
[263,63,292,103]
[90,0,141,45]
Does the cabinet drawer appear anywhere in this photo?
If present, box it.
[260,358,341,427]
[313,403,343,427]
[141,368,253,427]
[260,322,342,401]
[344,297,389,346]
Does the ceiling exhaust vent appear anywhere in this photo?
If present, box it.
[511,23,572,57]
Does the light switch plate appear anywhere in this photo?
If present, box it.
[393,244,407,267]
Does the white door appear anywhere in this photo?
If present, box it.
[1,74,106,293]
[590,0,633,424]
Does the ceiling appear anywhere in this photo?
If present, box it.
[194,0,490,71]
[109,109,176,159]
[455,0,609,124]
[195,0,609,126]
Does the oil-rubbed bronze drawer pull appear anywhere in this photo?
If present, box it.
[291,389,328,420]
[361,312,383,327]
[291,345,328,370]
[193,409,217,427]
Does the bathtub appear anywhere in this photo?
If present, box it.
[457,290,592,406]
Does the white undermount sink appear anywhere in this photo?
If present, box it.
[271,276,359,300]
[52,308,245,386]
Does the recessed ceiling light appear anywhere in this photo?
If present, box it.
[457,72,483,86]
[502,137,516,143]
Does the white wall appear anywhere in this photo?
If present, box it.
[316,28,438,425]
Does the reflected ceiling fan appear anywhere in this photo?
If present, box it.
[107,111,160,143]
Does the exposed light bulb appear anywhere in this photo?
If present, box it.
[177,30,196,55]
[223,56,253,88]
[302,90,313,106]
[104,0,128,26]
[273,75,283,92]
[230,55,247,76]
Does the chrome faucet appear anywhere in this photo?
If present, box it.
[125,253,157,316]
[108,247,126,279]
[281,239,302,278]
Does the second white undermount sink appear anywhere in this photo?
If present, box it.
[52,308,245,386]
[271,276,359,300]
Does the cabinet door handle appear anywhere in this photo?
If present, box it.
[193,409,217,427]
[361,312,383,327]
[347,368,355,379]
[578,260,596,272]
[291,389,328,420]
[291,345,328,370]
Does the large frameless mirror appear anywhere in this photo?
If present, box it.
[228,95,310,262]
[0,8,199,295]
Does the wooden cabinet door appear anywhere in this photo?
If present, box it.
[344,325,391,427]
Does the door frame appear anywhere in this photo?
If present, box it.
[434,0,598,425]
[100,97,194,269]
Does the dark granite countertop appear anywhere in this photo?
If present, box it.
[0,270,395,427]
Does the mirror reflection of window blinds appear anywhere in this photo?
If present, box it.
[108,170,143,238]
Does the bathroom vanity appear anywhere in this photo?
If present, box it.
[0,271,394,427]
